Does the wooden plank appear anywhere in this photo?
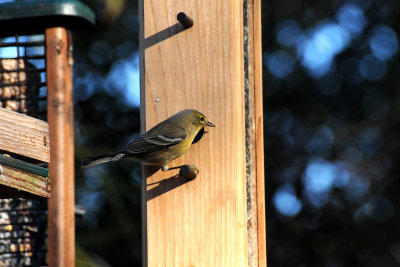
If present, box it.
[0,163,50,198]
[246,0,267,266]
[140,0,247,266]
[0,107,50,163]
[253,0,267,265]
[46,28,75,267]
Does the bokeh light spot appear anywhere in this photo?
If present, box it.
[303,158,335,194]
[336,4,366,37]
[265,50,295,78]
[369,25,398,60]
[359,54,387,81]
[105,52,140,107]
[275,20,303,47]
[273,185,302,217]
[298,22,350,77]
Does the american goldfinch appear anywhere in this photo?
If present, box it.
[81,109,215,171]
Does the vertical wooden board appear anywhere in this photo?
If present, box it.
[252,0,267,265]
[246,0,267,266]
[140,0,247,266]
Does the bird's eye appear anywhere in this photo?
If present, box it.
[199,116,204,122]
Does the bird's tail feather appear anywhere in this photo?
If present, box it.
[81,152,125,168]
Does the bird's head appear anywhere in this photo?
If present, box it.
[189,110,215,129]
[185,109,215,144]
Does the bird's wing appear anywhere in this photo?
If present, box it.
[120,127,187,154]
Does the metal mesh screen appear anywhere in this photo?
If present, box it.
[0,199,47,266]
[0,34,47,121]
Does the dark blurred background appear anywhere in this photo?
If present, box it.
[70,0,400,266]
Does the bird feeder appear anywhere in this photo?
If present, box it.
[0,1,94,266]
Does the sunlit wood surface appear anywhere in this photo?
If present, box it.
[140,0,248,266]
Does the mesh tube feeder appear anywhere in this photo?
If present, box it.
[0,1,94,266]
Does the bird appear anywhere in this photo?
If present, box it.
[81,109,215,171]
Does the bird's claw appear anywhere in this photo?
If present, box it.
[161,166,169,171]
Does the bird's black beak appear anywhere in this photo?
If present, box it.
[206,121,215,127]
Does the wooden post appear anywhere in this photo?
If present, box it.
[246,0,267,266]
[140,0,265,266]
[46,27,75,267]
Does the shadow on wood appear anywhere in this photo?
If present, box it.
[146,172,192,201]
[144,23,187,49]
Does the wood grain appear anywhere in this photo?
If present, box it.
[0,163,50,198]
[246,0,267,266]
[0,107,50,163]
[140,0,248,266]
[253,0,267,265]
[46,28,75,267]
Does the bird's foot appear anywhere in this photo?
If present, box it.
[161,165,169,171]
[161,164,199,179]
